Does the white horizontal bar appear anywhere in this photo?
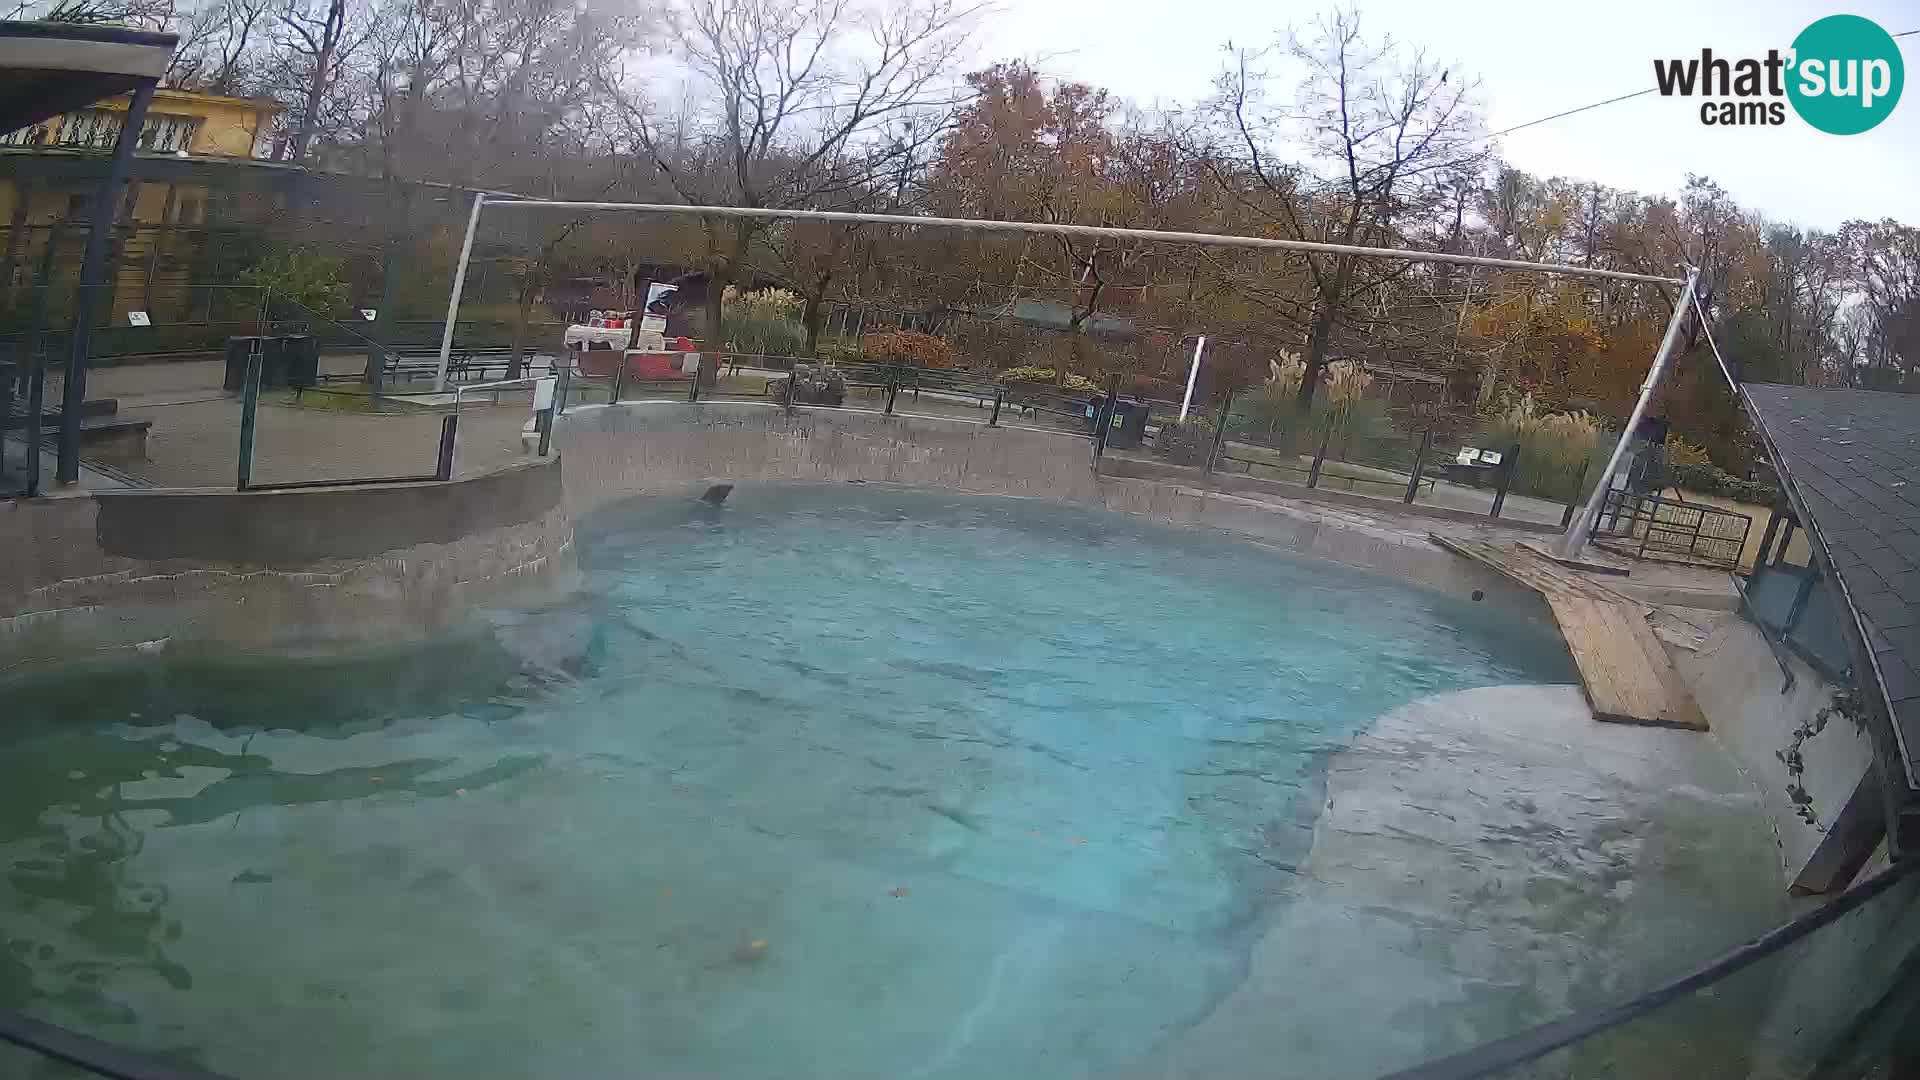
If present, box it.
[480,199,1687,287]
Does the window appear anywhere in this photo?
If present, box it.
[139,114,200,153]
[0,110,200,152]
[57,109,123,148]
[0,122,52,147]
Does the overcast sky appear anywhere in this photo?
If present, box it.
[977,0,1919,231]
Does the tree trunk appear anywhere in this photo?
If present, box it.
[1296,256,1353,411]
[287,0,343,162]
[803,300,827,357]
[508,277,534,381]
[290,51,330,161]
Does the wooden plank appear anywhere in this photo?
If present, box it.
[1613,598,1709,730]
[1433,533,1707,730]
[1548,595,1665,724]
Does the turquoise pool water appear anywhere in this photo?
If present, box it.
[0,486,1575,1078]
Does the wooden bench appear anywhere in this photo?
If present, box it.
[325,347,553,386]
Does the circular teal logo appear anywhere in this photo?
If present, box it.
[1788,15,1904,135]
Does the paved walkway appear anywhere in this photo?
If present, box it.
[64,359,539,489]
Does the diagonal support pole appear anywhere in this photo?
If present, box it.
[1555,266,1700,558]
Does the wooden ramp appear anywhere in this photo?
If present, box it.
[1432,535,1707,731]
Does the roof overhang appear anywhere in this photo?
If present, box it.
[0,20,178,136]
[1741,383,1920,856]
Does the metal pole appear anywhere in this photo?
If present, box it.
[1554,266,1700,558]
[236,342,261,490]
[433,191,486,392]
[1094,374,1119,461]
[59,79,156,485]
[1204,389,1232,474]
[479,200,1688,287]
[1751,508,1784,581]
[1308,426,1333,488]
[1490,441,1521,519]
[19,234,58,497]
[1179,336,1205,420]
[989,387,1003,427]
[1405,428,1433,504]
[434,413,459,481]
[1562,454,1596,528]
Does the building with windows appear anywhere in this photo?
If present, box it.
[0,86,275,157]
[0,88,283,323]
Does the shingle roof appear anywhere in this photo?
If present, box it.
[1744,383,1920,791]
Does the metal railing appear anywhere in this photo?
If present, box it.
[1170,393,1538,523]
[1592,487,1753,569]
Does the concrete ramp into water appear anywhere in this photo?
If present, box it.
[1130,684,1785,1080]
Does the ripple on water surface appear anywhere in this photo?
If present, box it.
[0,486,1575,1078]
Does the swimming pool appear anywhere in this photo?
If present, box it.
[0,485,1578,1078]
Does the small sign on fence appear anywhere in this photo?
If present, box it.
[360,309,378,321]
[126,311,150,327]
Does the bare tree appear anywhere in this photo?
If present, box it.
[1203,7,1483,407]
[599,0,979,346]
[5,0,173,27]
[166,0,273,94]
[278,0,359,161]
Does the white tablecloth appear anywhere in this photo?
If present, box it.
[564,325,665,351]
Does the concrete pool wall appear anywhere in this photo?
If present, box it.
[0,400,1550,676]
[0,457,575,677]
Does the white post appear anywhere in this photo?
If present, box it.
[1554,266,1701,558]
[1179,335,1206,420]
[435,192,487,392]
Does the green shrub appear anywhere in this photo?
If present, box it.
[1232,381,1393,461]
[722,312,808,358]
[1156,415,1217,466]
[1480,393,1607,501]
[995,365,1058,383]
[994,366,1096,392]
[1668,461,1781,506]
[239,247,350,322]
[722,286,802,321]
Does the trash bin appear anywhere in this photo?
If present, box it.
[1087,394,1148,449]
[281,334,319,388]
[1110,398,1149,449]
[223,336,265,392]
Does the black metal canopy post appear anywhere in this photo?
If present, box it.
[58,78,156,485]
